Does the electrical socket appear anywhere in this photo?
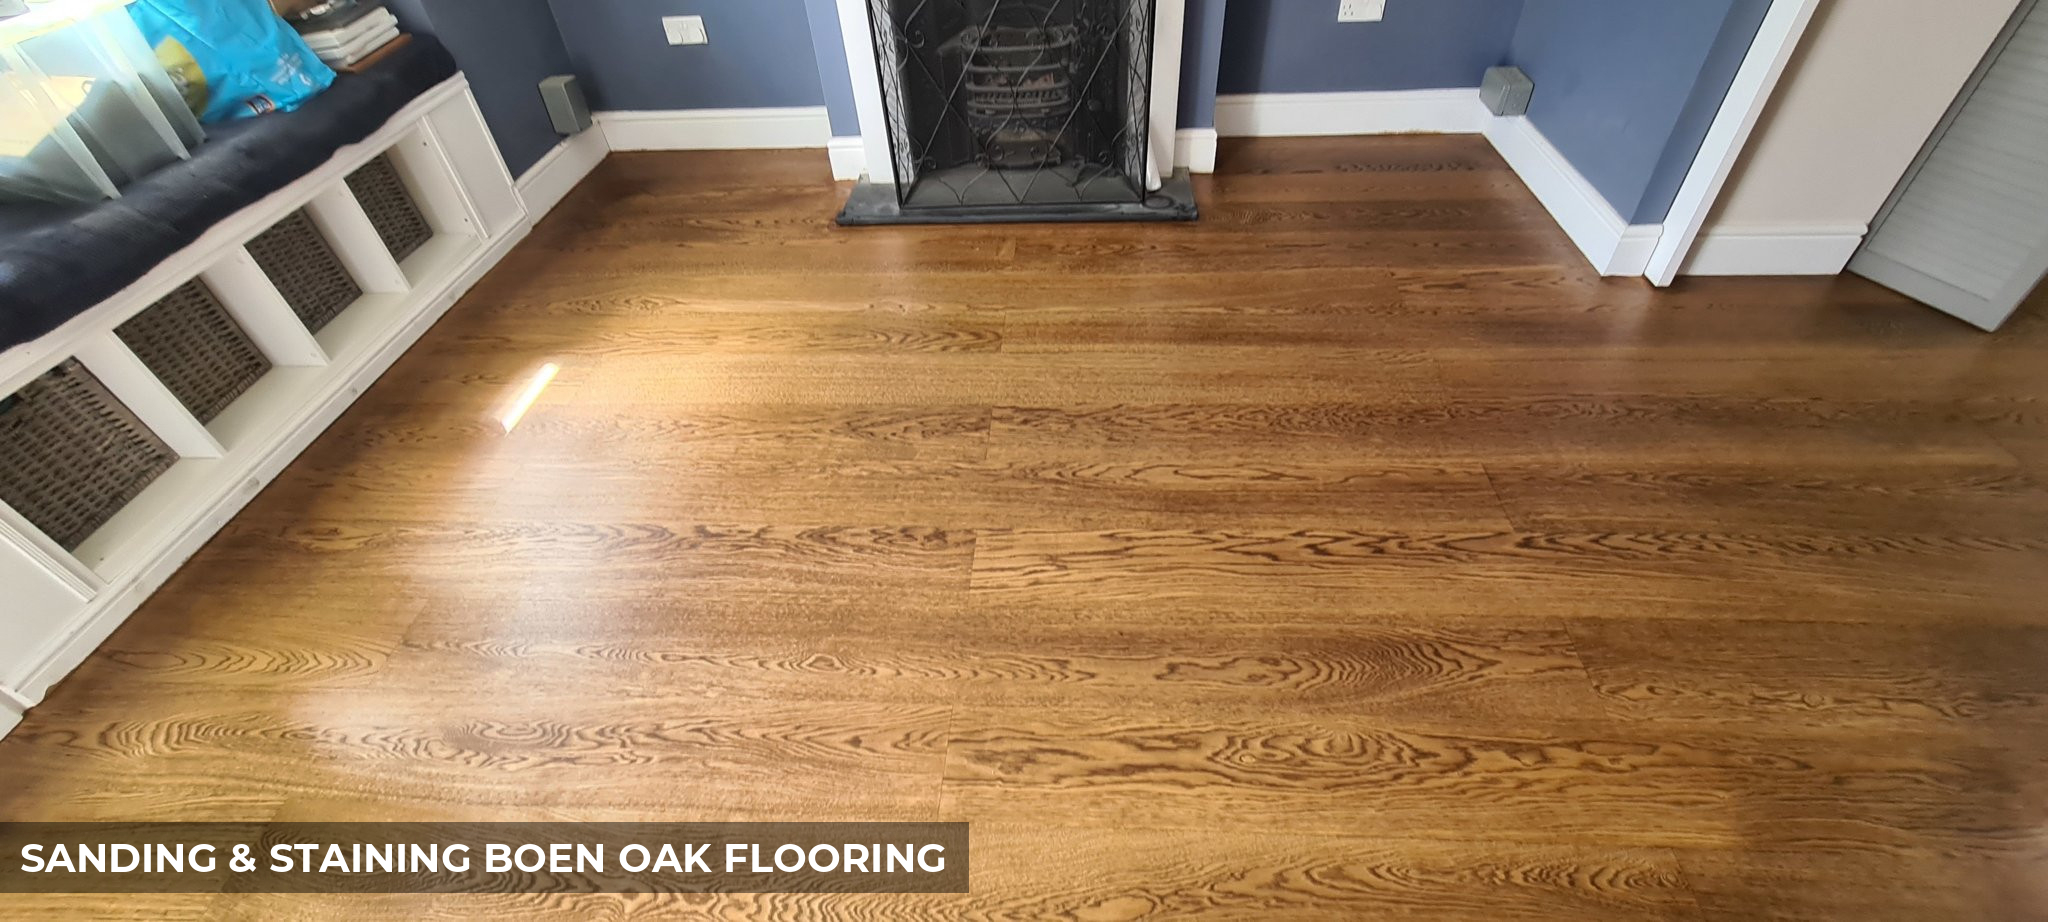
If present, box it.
[1338,0,1385,22]
[663,15,708,45]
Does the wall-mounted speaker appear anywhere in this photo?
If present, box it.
[1481,66,1534,118]
[540,74,592,136]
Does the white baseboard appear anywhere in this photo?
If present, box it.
[1175,127,1218,173]
[828,136,866,181]
[597,107,832,152]
[1682,225,1867,276]
[515,129,608,219]
[1484,114,1661,277]
[1215,89,1486,138]
[0,683,26,737]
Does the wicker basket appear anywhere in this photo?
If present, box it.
[0,360,179,550]
[116,280,271,423]
[347,153,434,262]
[247,209,361,333]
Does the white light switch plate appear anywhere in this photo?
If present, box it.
[663,15,708,45]
[1338,0,1385,22]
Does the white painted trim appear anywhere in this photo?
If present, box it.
[305,184,411,294]
[1609,226,1663,278]
[828,136,866,181]
[1215,89,1487,138]
[515,129,608,219]
[202,248,330,368]
[0,511,100,596]
[834,0,893,185]
[73,332,225,459]
[1683,224,1867,276]
[1175,127,1218,173]
[1148,0,1189,189]
[1645,0,1825,286]
[0,692,22,739]
[1484,114,1661,277]
[595,107,832,152]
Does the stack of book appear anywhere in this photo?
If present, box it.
[287,0,403,71]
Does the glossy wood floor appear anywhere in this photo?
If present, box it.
[5,137,2048,920]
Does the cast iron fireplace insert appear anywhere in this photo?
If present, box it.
[837,0,1197,225]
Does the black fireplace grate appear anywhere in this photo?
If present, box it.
[867,0,1156,211]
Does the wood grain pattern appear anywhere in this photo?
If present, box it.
[183,829,1702,921]
[939,708,2043,853]
[388,616,1598,720]
[969,527,2048,622]
[2,137,2045,918]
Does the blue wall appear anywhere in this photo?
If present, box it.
[1634,0,1770,225]
[1217,0,1524,94]
[387,0,575,177]
[548,0,826,112]
[803,0,860,136]
[1178,0,1228,128]
[1508,0,1767,224]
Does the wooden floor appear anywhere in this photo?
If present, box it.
[5,137,2048,920]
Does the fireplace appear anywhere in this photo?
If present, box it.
[837,0,1197,224]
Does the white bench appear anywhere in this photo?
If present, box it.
[0,75,529,738]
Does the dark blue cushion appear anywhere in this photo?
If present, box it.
[0,34,457,353]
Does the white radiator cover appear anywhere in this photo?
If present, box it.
[1852,0,2048,330]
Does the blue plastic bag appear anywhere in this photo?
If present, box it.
[128,0,335,123]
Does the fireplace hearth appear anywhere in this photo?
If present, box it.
[838,0,1197,225]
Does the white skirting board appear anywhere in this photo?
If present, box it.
[0,684,29,738]
[1482,114,1661,277]
[1215,89,1488,138]
[1175,127,1218,174]
[1681,225,1869,276]
[516,129,610,219]
[828,136,866,181]
[597,107,833,152]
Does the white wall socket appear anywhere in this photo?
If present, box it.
[1338,0,1385,22]
[663,15,708,46]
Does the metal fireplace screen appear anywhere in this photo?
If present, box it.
[868,0,1155,210]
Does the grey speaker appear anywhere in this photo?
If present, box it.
[540,74,592,135]
[1481,66,1534,117]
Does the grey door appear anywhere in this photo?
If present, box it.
[1851,0,2048,331]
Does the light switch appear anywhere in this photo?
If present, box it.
[1338,0,1385,22]
[663,15,708,45]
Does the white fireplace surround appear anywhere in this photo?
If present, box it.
[831,0,1188,191]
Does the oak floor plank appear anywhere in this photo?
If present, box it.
[1,693,951,821]
[1567,618,2048,733]
[1434,349,2048,403]
[189,828,1702,921]
[249,454,1513,531]
[1675,847,2048,922]
[967,527,2048,624]
[1484,462,2048,535]
[387,614,1598,720]
[986,399,2020,466]
[938,707,2042,854]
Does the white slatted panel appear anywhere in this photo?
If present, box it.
[1860,7,2048,300]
